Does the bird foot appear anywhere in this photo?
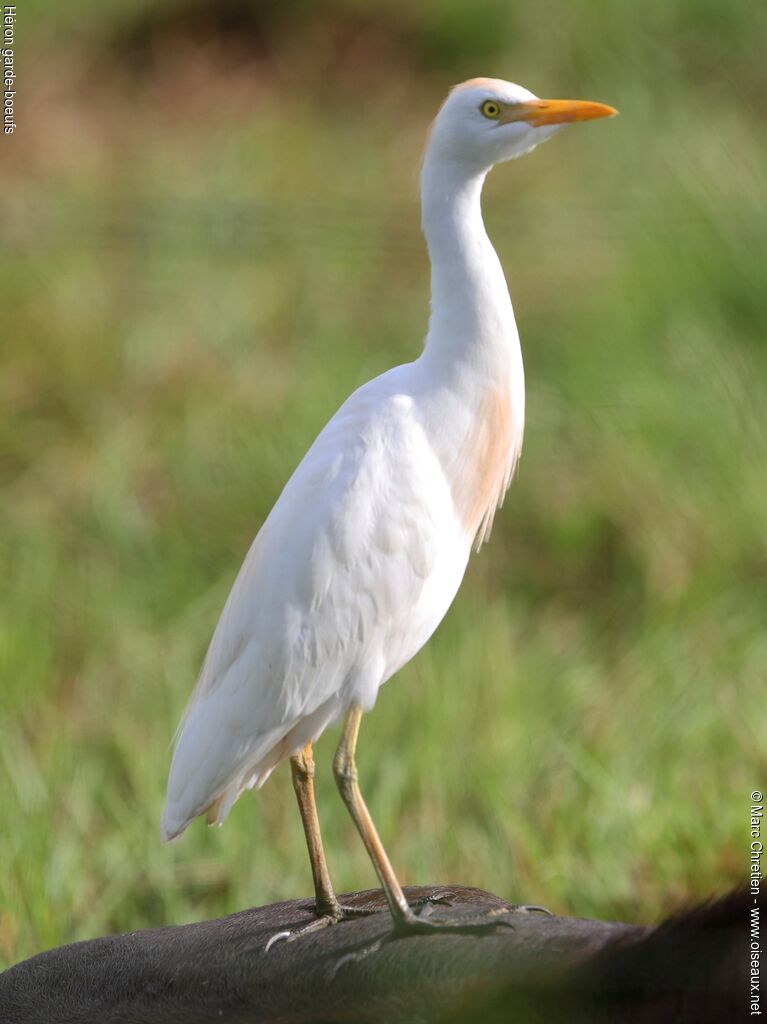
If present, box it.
[392,895,551,936]
[265,892,548,951]
[264,900,378,951]
[329,897,539,977]
[394,903,514,937]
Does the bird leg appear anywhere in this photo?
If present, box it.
[332,706,414,923]
[266,742,378,949]
[332,704,518,937]
[269,712,524,951]
[290,742,341,918]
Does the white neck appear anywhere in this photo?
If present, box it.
[414,146,526,547]
[419,150,521,380]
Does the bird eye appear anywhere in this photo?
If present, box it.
[480,100,501,119]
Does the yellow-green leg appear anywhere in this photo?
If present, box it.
[266,740,376,949]
[333,703,536,935]
[289,741,342,918]
[267,709,543,950]
[332,705,416,926]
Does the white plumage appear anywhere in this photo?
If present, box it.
[162,370,477,836]
[161,79,616,924]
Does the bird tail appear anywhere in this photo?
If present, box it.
[159,697,292,842]
[160,692,344,841]
[160,778,242,841]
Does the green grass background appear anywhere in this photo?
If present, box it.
[2,0,766,967]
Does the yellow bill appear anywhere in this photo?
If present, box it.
[501,98,618,127]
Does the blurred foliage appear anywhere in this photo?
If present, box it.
[1,0,766,969]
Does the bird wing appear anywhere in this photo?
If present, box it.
[162,366,464,837]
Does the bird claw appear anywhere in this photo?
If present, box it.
[264,929,293,952]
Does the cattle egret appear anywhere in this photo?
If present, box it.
[162,78,617,939]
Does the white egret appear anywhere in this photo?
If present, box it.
[162,78,616,938]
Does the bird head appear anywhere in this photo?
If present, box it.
[427,78,617,173]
